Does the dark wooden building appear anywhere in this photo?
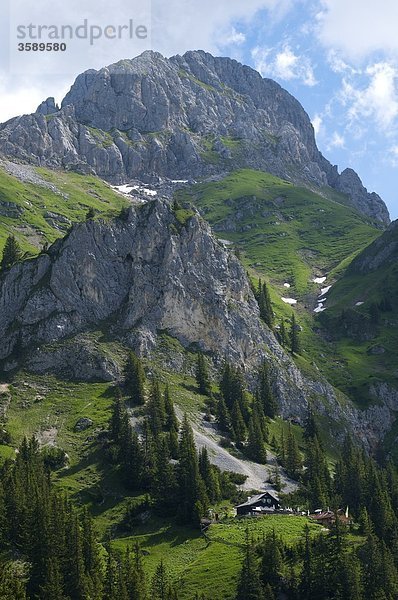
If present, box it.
[236,492,280,516]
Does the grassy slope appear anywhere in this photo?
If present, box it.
[0,165,128,254]
[317,236,398,409]
[177,169,388,408]
[177,169,380,294]
[0,362,322,600]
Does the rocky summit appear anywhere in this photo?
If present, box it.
[0,50,389,224]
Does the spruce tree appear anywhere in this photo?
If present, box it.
[147,380,166,436]
[152,437,178,515]
[257,280,274,328]
[303,406,319,441]
[260,530,283,589]
[164,385,178,431]
[151,560,169,600]
[0,563,27,599]
[177,415,208,524]
[39,558,65,600]
[285,425,302,479]
[196,353,212,396]
[198,447,220,503]
[247,413,267,464]
[279,320,288,347]
[124,352,146,405]
[236,529,265,600]
[216,396,231,434]
[289,312,300,354]
[230,400,247,447]
[0,235,22,272]
[257,361,277,418]
[299,525,314,600]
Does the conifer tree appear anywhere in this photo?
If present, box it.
[299,525,314,600]
[196,352,212,396]
[86,207,95,220]
[260,530,283,589]
[151,560,170,600]
[279,320,289,347]
[257,279,274,328]
[304,435,331,509]
[81,508,103,598]
[164,385,178,431]
[64,513,89,600]
[163,385,179,459]
[124,352,146,405]
[285,425,302,479]
[289,312,300,354]
[178,415,208,524]
[216,396,231,434]
[247,413,267,464]
[39,558,65,600]
[257,361,277,418]
[236,529,265,600]
[303,406,319,441]
[0,235,22,272]
[152,437,178,515]
[198,447,220,503]
[230,400,247,447]
[147,380,166,436]
[0,563,27,599]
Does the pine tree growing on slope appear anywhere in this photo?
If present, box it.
[195,352,212,396]
[0,235,22,272]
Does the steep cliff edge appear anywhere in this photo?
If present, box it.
[0,50,389,225]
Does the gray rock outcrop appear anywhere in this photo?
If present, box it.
[0,50,389,225]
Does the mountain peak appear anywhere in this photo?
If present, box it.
[0,50,390,225]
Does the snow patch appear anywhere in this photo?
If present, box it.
[355,301,364,306]
[143,188,157,196]
[281,297,297,305]
[320,285,331,296]
[314,304,326,313]
[313,276,327,284]
[283,283,291,288]
[112,184,136,195]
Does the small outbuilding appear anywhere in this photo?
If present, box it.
[309,508,351,528]
[236,492,280,516]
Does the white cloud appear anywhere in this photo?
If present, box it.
[219,27,246,46]
[327,131,345,150]
[252,44,317,86]
[317,0,398,61]
[339,62,398,131]
[152,0,293,57]
[327,50,360,75]
[312,114,323,136]
[388,145,398,167]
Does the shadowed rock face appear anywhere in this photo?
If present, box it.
[349,219,398,273]
[0,50,389,225]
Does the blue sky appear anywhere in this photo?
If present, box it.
[1,0,398,217]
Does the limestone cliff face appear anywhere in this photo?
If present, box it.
[0,197,389,449]
[0,198,281,366]
[0,50,389,225]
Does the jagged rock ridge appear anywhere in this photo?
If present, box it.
[0,50,389,225]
